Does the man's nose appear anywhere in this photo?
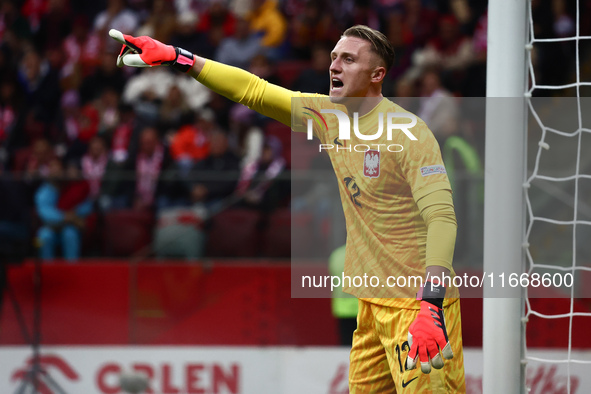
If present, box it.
[330,58,341,73]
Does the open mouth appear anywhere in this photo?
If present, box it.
[332,78,344,90]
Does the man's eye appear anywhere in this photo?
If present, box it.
[346,58,353,63]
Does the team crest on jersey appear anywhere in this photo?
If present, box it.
[363,150,380,178]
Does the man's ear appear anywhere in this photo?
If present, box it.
[371,66,387,83]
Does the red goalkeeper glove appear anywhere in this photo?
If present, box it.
[108,29,195,73]
[406,281,454,373]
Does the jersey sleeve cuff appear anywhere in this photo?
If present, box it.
[195,59,212,83]
[413,182,452,202]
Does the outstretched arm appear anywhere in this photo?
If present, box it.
[189,59,295,127]
[109,29,305,127]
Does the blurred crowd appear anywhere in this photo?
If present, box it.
[0,0,589,261]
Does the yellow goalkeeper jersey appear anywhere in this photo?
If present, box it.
[196,60,457,309]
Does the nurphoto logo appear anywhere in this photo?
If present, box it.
[304,108,418,152]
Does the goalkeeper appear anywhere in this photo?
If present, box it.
[110,25,465,392]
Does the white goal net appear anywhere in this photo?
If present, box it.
[523,0,591,392]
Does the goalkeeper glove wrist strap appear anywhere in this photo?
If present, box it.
[171,47,195,73]
[421,281,446,309]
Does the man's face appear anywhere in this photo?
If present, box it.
[421,72,440,97]
[89,138,106,159]
[140,129,158,156]
[329,36,379,101]
[209,132,228,157]
[48,159,64,180]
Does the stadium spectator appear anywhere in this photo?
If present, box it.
[79,51,126,104]
[193,0,236,59]
[58,101,99,164]
[246,0,287,50]
[110,103,135,163]
[235,135,287,213]
[81,135,109,200]
[169,11,202,55]
[94,87,120,136]
[228,103,264,169]
[94,0,139,35]
[76,104,100,144]
[0,0,32,44]
[20,0,48,35]
[17,49,61,128]
[344,0,380,32]
[187,131,240,209]
[61,15,102,81]
[288,1,340,60]
[101,126,171,211]
[292,43,331,94]
[0,78,20,146]
[94,0,139,52]
[56,89,84,156]
[56,90,106,159]
[384,10,416,84]
[130,126,170,210]
[403,0,439,48]
[34,0,72,51]
[194,106,223,138]
[215,17,262,69]
[197,0,236,38]
[25,138,55,179]
[173,0,208,16]
[158,84,192,134]
[417,69,459,144]
[553,0,575,38]
[122,67,210,116]
[35,157,92,261]
[410,14,474,90]
[461,10,487,97]
[169,113,211,172]
[58,161,91,212]
[135,0,177,44]
[248,53,280,85]
[392,77,418,113]
[125,77,161,124]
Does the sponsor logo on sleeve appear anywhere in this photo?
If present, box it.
[420,165,447,177]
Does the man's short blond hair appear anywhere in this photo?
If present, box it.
[343,25,395,73]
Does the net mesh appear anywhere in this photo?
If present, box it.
[524,0,591,390]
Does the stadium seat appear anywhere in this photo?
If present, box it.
[102,210,154,257]
[260,208,291,257]
[81,212,100,255]
[206,209,261,257]
[261,208,319,258]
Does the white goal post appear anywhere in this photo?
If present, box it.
[483,0,528,393]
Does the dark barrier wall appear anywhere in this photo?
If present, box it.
[2,261,591,348]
